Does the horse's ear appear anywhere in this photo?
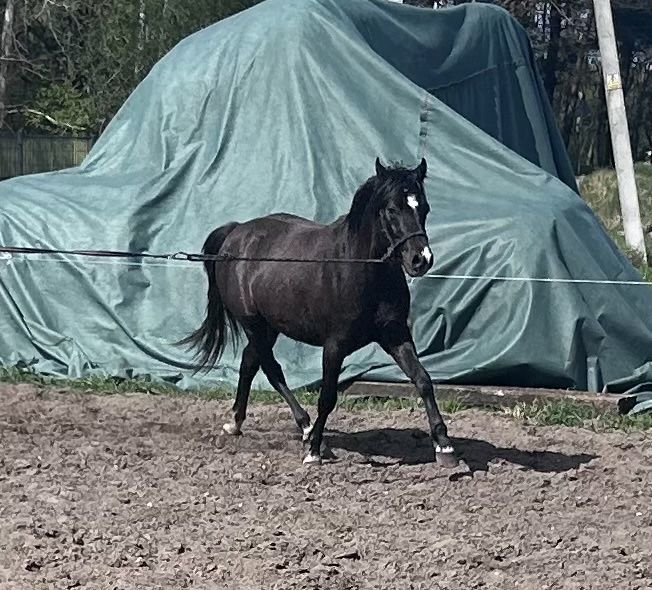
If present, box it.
[375,157,387,178]
[415,157,427,181]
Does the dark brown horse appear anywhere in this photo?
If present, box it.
[180,157,457,466]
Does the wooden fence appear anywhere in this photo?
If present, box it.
[0,131,96,180]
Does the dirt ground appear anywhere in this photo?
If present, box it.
[0,384,650,590]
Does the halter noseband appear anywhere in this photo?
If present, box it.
[380,230,428,262]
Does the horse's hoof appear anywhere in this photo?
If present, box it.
[303,453,322,465]
[435,446,459,468]
[222,422,242,436]
[302,424,314,442]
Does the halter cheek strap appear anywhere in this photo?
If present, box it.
[380,230,428,262]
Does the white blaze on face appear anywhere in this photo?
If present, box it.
[422,246,432,263]
[406,194,418,210]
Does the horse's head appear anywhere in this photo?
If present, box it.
[374,157,433,277]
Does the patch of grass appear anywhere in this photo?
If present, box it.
[338,394,420,412]
[0,366,209,396]
[579,162,652,278]
[0,366,470,415]
[2,367,649,430]
[503,398,652,432]
[0,366,283,403]
[440,396,470,415]
[639,265,652,282]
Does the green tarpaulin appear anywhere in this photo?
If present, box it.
[1,0,651,410]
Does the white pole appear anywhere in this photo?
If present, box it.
[592,0,647,263]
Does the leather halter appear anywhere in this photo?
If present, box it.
[380,230,428,262]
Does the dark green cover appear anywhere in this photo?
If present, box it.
[1,0,651,410]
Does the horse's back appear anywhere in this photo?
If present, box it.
[222,212,330,255]
[262,212,325,230]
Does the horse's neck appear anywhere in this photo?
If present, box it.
[333,216,387,261]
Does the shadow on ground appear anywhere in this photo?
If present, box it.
[326,427,597,476]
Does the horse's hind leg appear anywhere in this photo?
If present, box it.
[243,323,312,437]
[261,354,312,438]
[222,342,260,435]
[304,342,344,464]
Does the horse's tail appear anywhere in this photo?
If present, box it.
[177,222,241,372]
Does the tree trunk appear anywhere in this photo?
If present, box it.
[618,33,634,95]
[628,67,649,159]
[134,0,146,80]
[0,0,16,129]
[560,53,583,147]
[543,2,562,102]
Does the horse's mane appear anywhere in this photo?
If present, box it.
[346,177,379,231]
[346,162,416,231]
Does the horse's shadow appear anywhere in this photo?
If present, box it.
[325,427,597,476]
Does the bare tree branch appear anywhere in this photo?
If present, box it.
[7,106,87,130]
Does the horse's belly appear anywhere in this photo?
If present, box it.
[258,290,332,346]
[269,318,325,347]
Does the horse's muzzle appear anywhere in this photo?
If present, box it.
[402,244,434,277]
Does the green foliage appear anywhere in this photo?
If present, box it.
[25,83,94,133]
[3,0,259,134]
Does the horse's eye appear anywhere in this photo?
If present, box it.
[402,187,409,194]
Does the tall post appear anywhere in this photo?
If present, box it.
[593,0,647,263]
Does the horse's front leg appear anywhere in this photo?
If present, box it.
[380,327,458,467]
[303,342,344,465]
